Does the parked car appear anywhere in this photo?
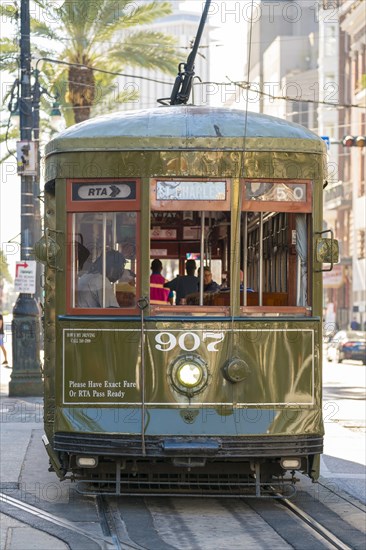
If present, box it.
[327,330,366,364]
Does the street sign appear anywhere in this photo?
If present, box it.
[321,136,330,150]
[72,182,136,201]
[14,260,37,293]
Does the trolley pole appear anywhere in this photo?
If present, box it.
[9,0,43,397]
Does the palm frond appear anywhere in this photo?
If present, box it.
[95,1,173,42]
[111,32,179,74]
[0,4,18,21]
[30,19,64,42]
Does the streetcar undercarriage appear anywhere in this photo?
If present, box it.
[45,432,320,497]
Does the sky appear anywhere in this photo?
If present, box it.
[0,0,248,280]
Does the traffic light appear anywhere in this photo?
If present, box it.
[16,140,38,175]
[342,135,366,147]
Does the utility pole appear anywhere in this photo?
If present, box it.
[9,0,43,397]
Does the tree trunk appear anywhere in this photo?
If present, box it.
[68,65,95,124]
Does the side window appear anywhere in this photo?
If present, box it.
[241,180,312,313]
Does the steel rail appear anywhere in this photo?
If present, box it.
[0,492,118,549]
[278,494,353,550]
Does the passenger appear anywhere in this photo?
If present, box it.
[77,250,125,308]
[150,259,171,305]
[76,234,90,272]
[164,259,199,305]
[198,266,220,293]
[116,269,136,307]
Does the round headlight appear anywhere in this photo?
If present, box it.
[177,362,203,388]
[170,354,208,396]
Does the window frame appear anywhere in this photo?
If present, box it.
[66,178,141,315]
[240,178,313,316]
[150,177,231,316]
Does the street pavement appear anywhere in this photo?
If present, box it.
[0,317,365,549]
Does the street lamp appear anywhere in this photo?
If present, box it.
[6,1,64,397]
[8,0,60,397]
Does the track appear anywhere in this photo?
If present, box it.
[278,496,353,550]
[0,490,363,549]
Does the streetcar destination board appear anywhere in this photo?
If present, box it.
[156,180,226,201]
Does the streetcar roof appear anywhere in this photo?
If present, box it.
[45,105,325,156]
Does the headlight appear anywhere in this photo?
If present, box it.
[170,354,208,396]
[177,362,203,388]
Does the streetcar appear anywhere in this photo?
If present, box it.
[35,103,338,496]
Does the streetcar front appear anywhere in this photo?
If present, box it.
[38,107,338,496]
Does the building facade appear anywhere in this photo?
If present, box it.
[335,0,366,329]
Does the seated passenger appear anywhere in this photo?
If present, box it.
[77,250,125,308]
[164,259,198,305]
[198,266,220,293]
[150,259,171,305]
[116,269,136,307]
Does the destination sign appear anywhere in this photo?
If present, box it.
[72,181,136,201]
[245,182,306,202]
[156,181,226,201]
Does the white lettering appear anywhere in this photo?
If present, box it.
[154,331,225,353]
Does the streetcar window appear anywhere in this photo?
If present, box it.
[240,179,311,315]
[70,212,137,310]
[150,178,231,312]
[150,210,228,309]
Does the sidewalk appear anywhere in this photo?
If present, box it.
[0,353,69,550]
[0,330,364,548]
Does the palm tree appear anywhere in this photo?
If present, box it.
[1,1,178,125]
[31,0,178,123]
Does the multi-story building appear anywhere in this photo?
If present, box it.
[246,0,318,115]
[239,0,365,329]
[335,0,366,329]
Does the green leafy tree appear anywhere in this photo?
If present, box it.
[1,1,178,125]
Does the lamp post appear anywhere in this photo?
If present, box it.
[9,0,43,397]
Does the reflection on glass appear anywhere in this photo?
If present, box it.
[71,212,137,309]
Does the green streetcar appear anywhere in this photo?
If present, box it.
[36,105,338,496]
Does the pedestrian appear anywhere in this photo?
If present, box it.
[350,318,361,330]
[0,313,10,367]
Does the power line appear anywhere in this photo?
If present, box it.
[31,57,366,111]
[199,78,366,110]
